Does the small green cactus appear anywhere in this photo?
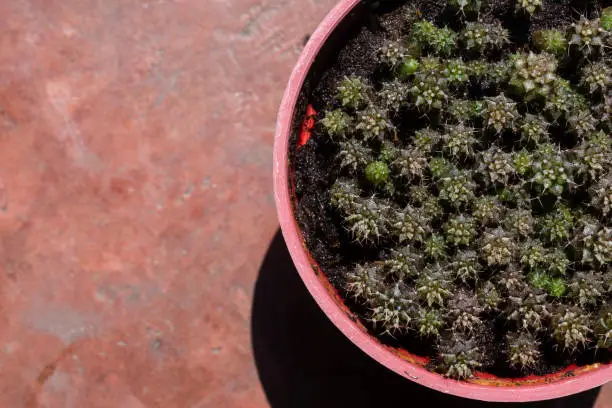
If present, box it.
[446,289,483,333]
[338,139,372,171]
[595,308,612,349]
[520,239,547,270]
[552,308,592,351]
[461,21,510,53]
[378,80,410,112]
[392,148,428,181]
[442,124,478,158]
[580,62,610,95]
[568,16,606,57]
[575,131,611,180]
[507,332,540,370]
[532,29,567,56]
[483,95,519,133]
[438,170,476,207]
[344,197,391,243]
[569,271,606,308]
[451,250,482,283]
[330,180,360,213]
[337,76,369,109]
[392,206,429,243]
[567,110,598,138]
[438,336,483,379]
[504,208,535,238]
[442,59,469,86]
[472,196,504,226]
[369,283,417,334]
[479,146,515,185]
[346,263,383,299]
[481,227,516,266]
[539,204,574,244]
[321,109,352,139]
[365,161,391,187]
[410,76,448,110]
[590,173,611,216]
[378,40,408,67]
[356,107,392,140]
[508,52,557,100]
[417,265,453,306]
[424,234,448,260]
[416,308,445,338]
[447,0,482,15]
[519,114,550,145]
[412,20,457,56]
[515,0,541,15]
[445,215,477,246]
[602,7,612,31]
[529,143,573,196]
[478,281,502,311]
[413,128,442,152]
[384,246,423,279]
[512,149,532,177]
[428,157,455,179]
[398,57,420,78]
[507,285,551,330]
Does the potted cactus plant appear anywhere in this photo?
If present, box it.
[274,0,612,402]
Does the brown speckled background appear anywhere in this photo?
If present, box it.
[0,0,609,407]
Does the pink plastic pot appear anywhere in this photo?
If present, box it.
[273,0,612,402]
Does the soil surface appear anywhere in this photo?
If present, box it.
[291,0,610,377]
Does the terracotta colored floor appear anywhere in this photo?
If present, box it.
[0,0,609,407]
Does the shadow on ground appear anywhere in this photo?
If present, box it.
[251,230,601,408]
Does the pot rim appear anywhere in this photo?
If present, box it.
[273,0,612,401]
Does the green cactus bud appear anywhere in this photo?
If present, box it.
[539,204,574,244]
[321,109,352,139]
[412,21,457,56]
[519,114,550,145]
[392,206,429,243]
[418,56,443,74]
[447,98,477,123]
[545,79,585,121]
[413,127,442,152]
[378,80,410,112]
[580,62,611,95]
[547,277,567,298]
[472,196,505,226]
[520,239,547,269]
[486,60,510,88]
[508,52,557,100]
[439,169,476,207]
[507,332,541,370]
[505,208,535,237]
[515,0,541,15]
[451,250,482,283]
[602,7,612,31]
[428,156,455,179]
[424,234,448,260]
[532,29,567,56]
[398,57,420,78]
[337,76,369,109]
[552,307,592,351]
[445,215,477,246]
[446,289,483,333]
[569,271,605,308]
[467,59,488,79]
[392,148,428,181]
[422,195,444,220]
[442,124,478,158]
[461,21,510,53]
[416,308,445,338]
[356,107,392,140]
[568,16,606,57]
[479,146,515,185]
[484,94,519,133]
[530,143,573,196]
[481,227,516,266]
[338,139,372,171]
[478,281,502,311]
[438,336,483,379]
[365,161,391,187]
[378,40,408,67]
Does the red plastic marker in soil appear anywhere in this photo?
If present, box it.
[298,105,317,148]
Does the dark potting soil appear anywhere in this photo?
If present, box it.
[290,0,611,378]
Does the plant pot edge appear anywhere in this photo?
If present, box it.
[272,0,612,402]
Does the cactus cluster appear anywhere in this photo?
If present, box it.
[306,2,612,380]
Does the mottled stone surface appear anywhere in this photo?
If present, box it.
[0,0,335,406]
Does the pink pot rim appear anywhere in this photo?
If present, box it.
[273,0,612,402]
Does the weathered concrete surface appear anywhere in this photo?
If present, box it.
[0,0,335,406]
